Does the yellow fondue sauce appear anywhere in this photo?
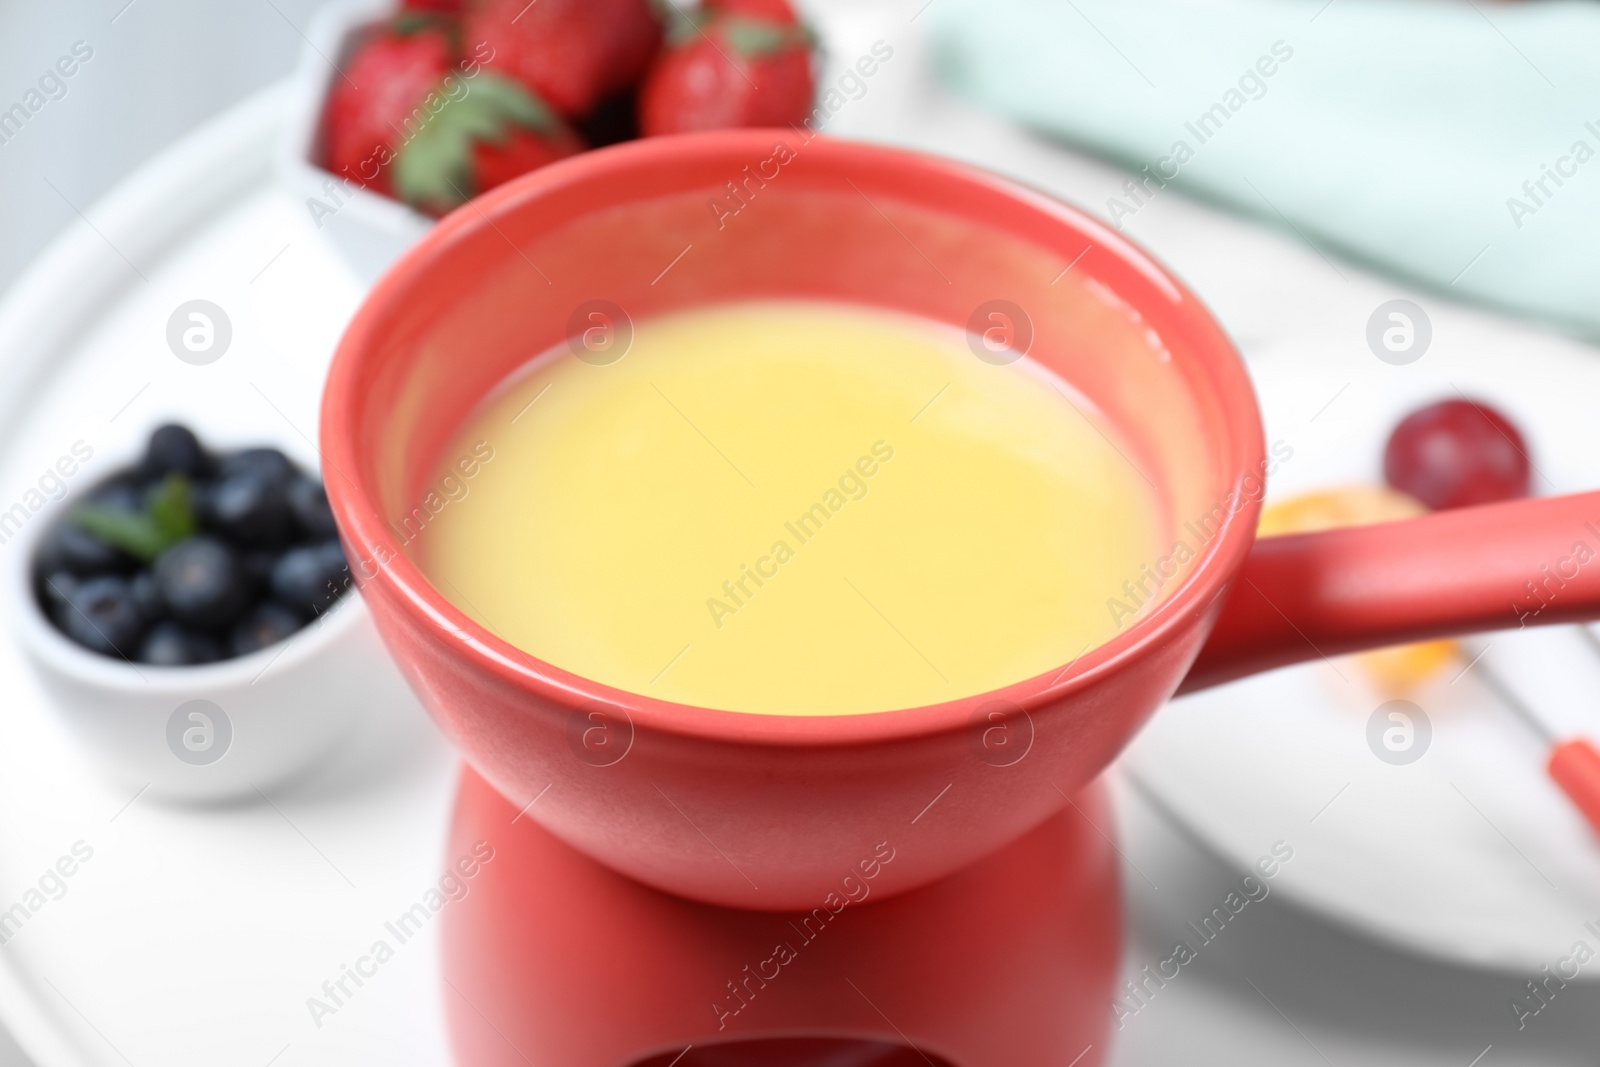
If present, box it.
[418,301,1163,716]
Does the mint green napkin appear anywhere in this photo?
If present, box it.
[930,0,1600,339]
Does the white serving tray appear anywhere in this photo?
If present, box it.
[0,84,457,1067]
[4,3,1599,1062]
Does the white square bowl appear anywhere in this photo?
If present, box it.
[274,0,435,283]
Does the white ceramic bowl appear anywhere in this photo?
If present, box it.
[8,458,414,803]
[275,0,432,283]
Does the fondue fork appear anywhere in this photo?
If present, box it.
[1466,641,1600,839]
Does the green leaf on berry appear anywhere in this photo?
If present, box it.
[389,11,462,53]
[390,11,448,36]
[664,6,711,46]
[393,74,560,211]
[721,16,807,56]
[73,474,196,562]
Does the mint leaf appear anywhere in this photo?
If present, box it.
[73,474,196,562]
[73,507,164,560]
[147,474,198,545]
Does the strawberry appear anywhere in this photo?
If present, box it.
[639,13,815,135]
[323,17,582,217]
[401,0,467,12]
[463,0,662,118]
[324,19,457,198]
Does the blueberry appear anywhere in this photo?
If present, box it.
[153,537,250,628]
[209,471,295,548]
[287,476,338,539]
[59,576,145,657]
[130,570,165,620]
[39,571,77,617]
[271,540,350,617]
[188,479,216,526]
[240,550,279,592]
[139,424,209,482]
[138,622,222,666]
[218,448,294,486]
[37,521,131,575]
[230,603,305,656]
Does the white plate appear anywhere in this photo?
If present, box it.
[1124,334,1600,975]
[822,0,1600,976]
[0,85,457,1067]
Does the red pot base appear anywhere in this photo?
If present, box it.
[440,766,1122,1067]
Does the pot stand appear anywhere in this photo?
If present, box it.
[440,767,1121,1067]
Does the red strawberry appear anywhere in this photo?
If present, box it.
[401,0,467,12]
[323,17,582,217]
[639,14,815,135]
[324,19,457,198]
[464,0,662,118]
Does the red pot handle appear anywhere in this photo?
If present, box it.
[1180,490,1600,694]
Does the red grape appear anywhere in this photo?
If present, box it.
[1383,398,1532,510]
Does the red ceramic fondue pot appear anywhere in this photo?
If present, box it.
[322,130,1600,911]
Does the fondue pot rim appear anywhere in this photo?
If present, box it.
[322,130,1264,748]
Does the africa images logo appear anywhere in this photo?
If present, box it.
[167,700,231,766]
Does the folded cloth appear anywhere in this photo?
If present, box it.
[929,0,1600,339]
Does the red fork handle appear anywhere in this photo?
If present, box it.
[1180,490,1600,694]
[1549,739,1600,839]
